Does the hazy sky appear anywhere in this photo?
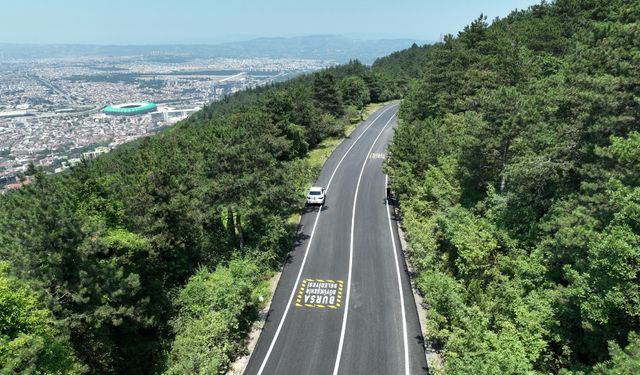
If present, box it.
[0,0,542,44]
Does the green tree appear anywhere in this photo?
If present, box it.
[164,260,263,375]
[338,76,370,112]
[312,71,344,117]
[592,332,640,375]
[388,0,640,373]
[0,262,82,374]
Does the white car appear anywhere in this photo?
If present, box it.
[306,186,326,206]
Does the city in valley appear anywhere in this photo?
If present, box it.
[0,55,330,192]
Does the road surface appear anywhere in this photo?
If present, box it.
[244,103,428,375]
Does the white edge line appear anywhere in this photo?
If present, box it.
[326,104,397,192]
[332,113,396,375]
[256,104,397,375]
[386,174,410,375]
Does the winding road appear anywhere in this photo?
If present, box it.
[244,103,428,375]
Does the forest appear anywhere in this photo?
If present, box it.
[0,58,404,374]
[386,0,640,373]
[3,0,639,374]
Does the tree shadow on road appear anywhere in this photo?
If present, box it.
[280,204,328,266]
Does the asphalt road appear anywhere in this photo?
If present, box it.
[244,103,428,375]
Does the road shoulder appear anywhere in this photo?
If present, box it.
[393,203,444,373]
[226,101,395,375]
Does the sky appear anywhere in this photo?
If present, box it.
[0,0,542,45]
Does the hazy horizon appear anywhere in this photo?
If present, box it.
[0,34,430,47]
[0,0,541,45]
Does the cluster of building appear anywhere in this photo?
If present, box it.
[0,55,329,193]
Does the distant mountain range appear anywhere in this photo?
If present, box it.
[0,35,430,64]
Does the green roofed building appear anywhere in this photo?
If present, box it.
[103,102,157,116]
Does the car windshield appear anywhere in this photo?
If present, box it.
[309,191,321,195]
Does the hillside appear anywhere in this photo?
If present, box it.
[387,0,640,373]
[0,56,416,373]
[3,0,639,373]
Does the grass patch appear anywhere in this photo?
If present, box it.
[287,213,302,231]
[288,101,393,227]
[363,101,388,118]
[307,102,392,170]
[307,137,342,170]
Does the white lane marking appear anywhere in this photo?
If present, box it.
[255,105,397,375]
[332,114,396,375]
[386,174,410,375]
[325,104,397,192]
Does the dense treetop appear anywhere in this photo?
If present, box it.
[0,55,407,373]
[386,0,640,373]
[3,0,637,373]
